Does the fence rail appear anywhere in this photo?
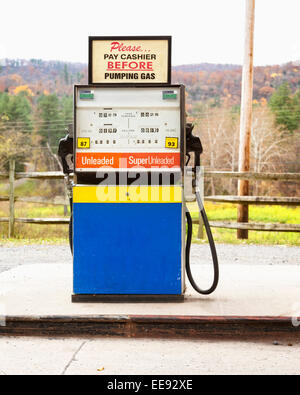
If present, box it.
[0,217,69,224]
[193,220,300,233]
[204,171,300,181]
[1,170,300,181]
[0,162,299,238]
[205,196,300,206]
[0,196,68,205]
[0,171,65,180]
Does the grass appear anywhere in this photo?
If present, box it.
[0,179,39,196]
[188,202,300,246]
[0,194,299,246]
[0,202,70,243]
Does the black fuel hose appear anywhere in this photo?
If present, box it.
[185,191,219,295]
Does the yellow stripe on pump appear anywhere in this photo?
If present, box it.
[73,186,182,203]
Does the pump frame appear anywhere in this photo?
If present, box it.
[72,84,187,302]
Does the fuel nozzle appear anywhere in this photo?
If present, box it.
[58,124,74,175]
[58,124,74,200]
[185,123,203,187]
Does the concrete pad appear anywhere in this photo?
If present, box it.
[64,337,300,375]
[0,263,299,317]
[0,337,299,375]
[0,337,84,375]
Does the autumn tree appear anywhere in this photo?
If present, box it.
[193,106,240,195]
[251,107,295,195]
[0,128,31,171]
[0,92,33,171]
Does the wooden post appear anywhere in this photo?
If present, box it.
[197,166,205,239]
[237,0,255,239]
[8,159,15,238]
[63,188,68,216]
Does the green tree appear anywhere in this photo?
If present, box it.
[269,83,300,132]
[37,94,62,147]
[36,94,73,149]
[0,92,32,130]
[60,95,73,124]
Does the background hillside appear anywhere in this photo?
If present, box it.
[0,59,87,97]
[0,58,299,242]
[0,58,299,198]
[1,59,300,104]
[173,61,300,105]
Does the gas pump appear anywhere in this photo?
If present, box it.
[59,85,219,302]
[58,36,219,301]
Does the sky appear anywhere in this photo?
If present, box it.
[0,0,299,66]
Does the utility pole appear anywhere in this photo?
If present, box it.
[237,0,255,239]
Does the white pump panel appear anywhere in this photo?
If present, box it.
[75,86,183,172]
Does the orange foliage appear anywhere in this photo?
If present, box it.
[13,85,34,96]
[259,86,275,97]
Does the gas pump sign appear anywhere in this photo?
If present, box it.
[89,36,171,85]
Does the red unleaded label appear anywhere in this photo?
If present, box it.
[76,152,180,169]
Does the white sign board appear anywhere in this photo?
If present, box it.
[89,37,171,85]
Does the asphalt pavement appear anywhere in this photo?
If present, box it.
[0,243,299,275]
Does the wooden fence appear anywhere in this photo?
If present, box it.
[1,160,300,238]
[195,170,300,235]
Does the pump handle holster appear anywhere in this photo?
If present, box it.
[185,123,203,178]
[58,134,74,175]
